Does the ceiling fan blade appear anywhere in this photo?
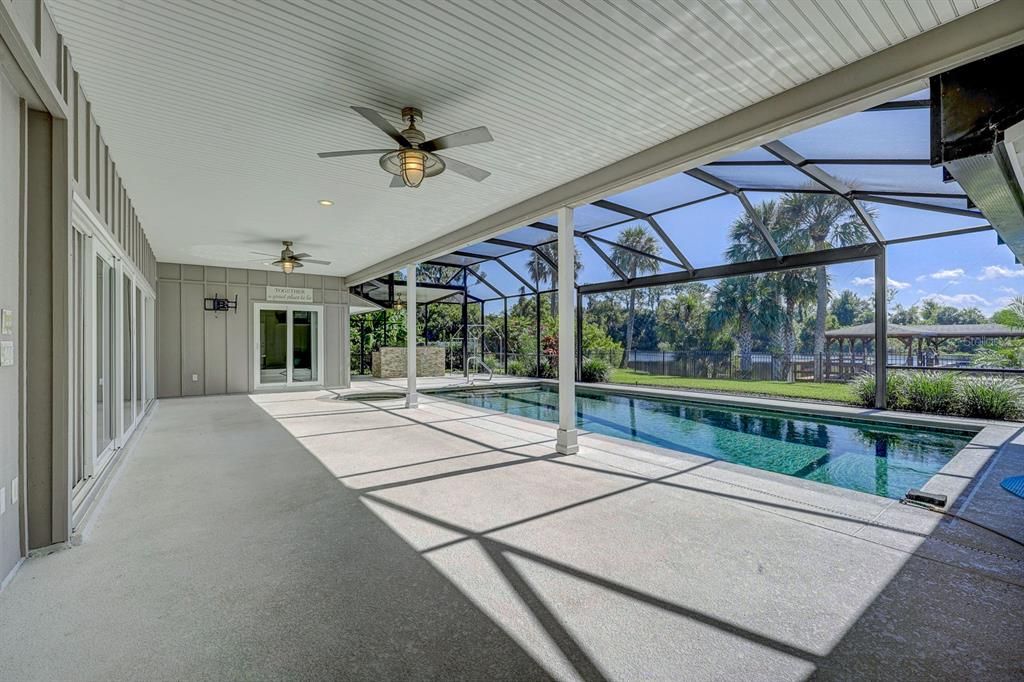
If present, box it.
[437,154,491,182]
[351,106,411,147]
[300,258,332,265]
[389,174,405,188]
[291,253,311,259]
[419,126,492,152]
[317,148,391,159]
[250,251,279,257]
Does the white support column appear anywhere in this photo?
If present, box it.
[406,263,418,408]
[556,206,578,454]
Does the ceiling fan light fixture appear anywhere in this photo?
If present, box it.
[378,148,445,187]
[400,149,426,188]
[319,106,492,187]
[272,258,303,273]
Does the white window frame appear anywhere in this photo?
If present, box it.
[71,193,156,516]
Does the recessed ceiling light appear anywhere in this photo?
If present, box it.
[318,199,334,206]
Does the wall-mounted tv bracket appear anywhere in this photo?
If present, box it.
[204,294,238,313]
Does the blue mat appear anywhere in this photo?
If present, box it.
[1001,475,1024,499]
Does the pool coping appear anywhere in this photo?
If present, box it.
[421,378,1021,516]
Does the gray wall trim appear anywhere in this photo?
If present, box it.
[156,263,351,398]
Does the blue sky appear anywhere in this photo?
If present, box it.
[470,207,1021,317]
[461,94,1024,317]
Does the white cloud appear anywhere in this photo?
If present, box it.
[978,265,1024,280]
[916,268,965,282]
[921,293,990,307]
[851,276,909,290]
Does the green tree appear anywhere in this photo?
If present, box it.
[609,224,661,366]
[709,276,780,374]
[993,297,1024,327]
[977,296,1024,367]
[889,303,921,324]
[830,289,872,327]
[655,283,715,351]
[784,193,870,376]
[527,242,582,311]
[725,200,815,379]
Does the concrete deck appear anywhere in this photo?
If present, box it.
[0,389,1021,680]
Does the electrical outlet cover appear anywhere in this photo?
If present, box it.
[0,341,13,367]
[0,308,12,335]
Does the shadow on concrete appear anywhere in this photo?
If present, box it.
[6,393,1020,680]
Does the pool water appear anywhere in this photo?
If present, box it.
[439,385,973,499]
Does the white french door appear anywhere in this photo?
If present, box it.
[253,303,324,389]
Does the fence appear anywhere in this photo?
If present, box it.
[583,349,869,383]
[351,346,1024,381]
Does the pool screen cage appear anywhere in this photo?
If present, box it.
[348,61,1024,408]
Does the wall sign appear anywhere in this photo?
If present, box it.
[266,286,314,304]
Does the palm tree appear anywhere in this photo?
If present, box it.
[725,199,815,380]
[710,276,780,376]
[610,224,661,367]
[784,192,870,378]
[527,249,552,291]
[527,242,582,312]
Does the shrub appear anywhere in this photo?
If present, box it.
[581,358,611,383]
[901,372,957,414]
[506,360,534,377]
[850,371,909,408]
[849,370,1024,421]
[955,376,1024,421]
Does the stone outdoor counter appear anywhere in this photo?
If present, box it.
[371,346,446,378]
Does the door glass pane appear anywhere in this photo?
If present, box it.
[292,310,318,382]
[146,297,155,404]
[259,309,288,384]
[122,274,133,431]
[96,256,115,454]
[72,231,86,489]
[135,287,142,417]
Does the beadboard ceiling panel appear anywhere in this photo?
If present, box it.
[46,0,997,276]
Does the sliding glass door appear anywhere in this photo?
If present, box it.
[95,247,117,463]
[71,211,157,521]
[254,304,323,388]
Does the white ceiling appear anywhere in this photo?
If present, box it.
[47,0,995,278]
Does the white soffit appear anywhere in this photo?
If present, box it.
[48,0,997,277]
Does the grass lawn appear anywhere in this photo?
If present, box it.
[608,368,858,404]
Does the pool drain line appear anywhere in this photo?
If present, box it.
[898,497,1024,550]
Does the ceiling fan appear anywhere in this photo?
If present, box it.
[317,106,493,188]
[251,241,331,274]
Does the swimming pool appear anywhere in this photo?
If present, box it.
[438,385,974,499]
